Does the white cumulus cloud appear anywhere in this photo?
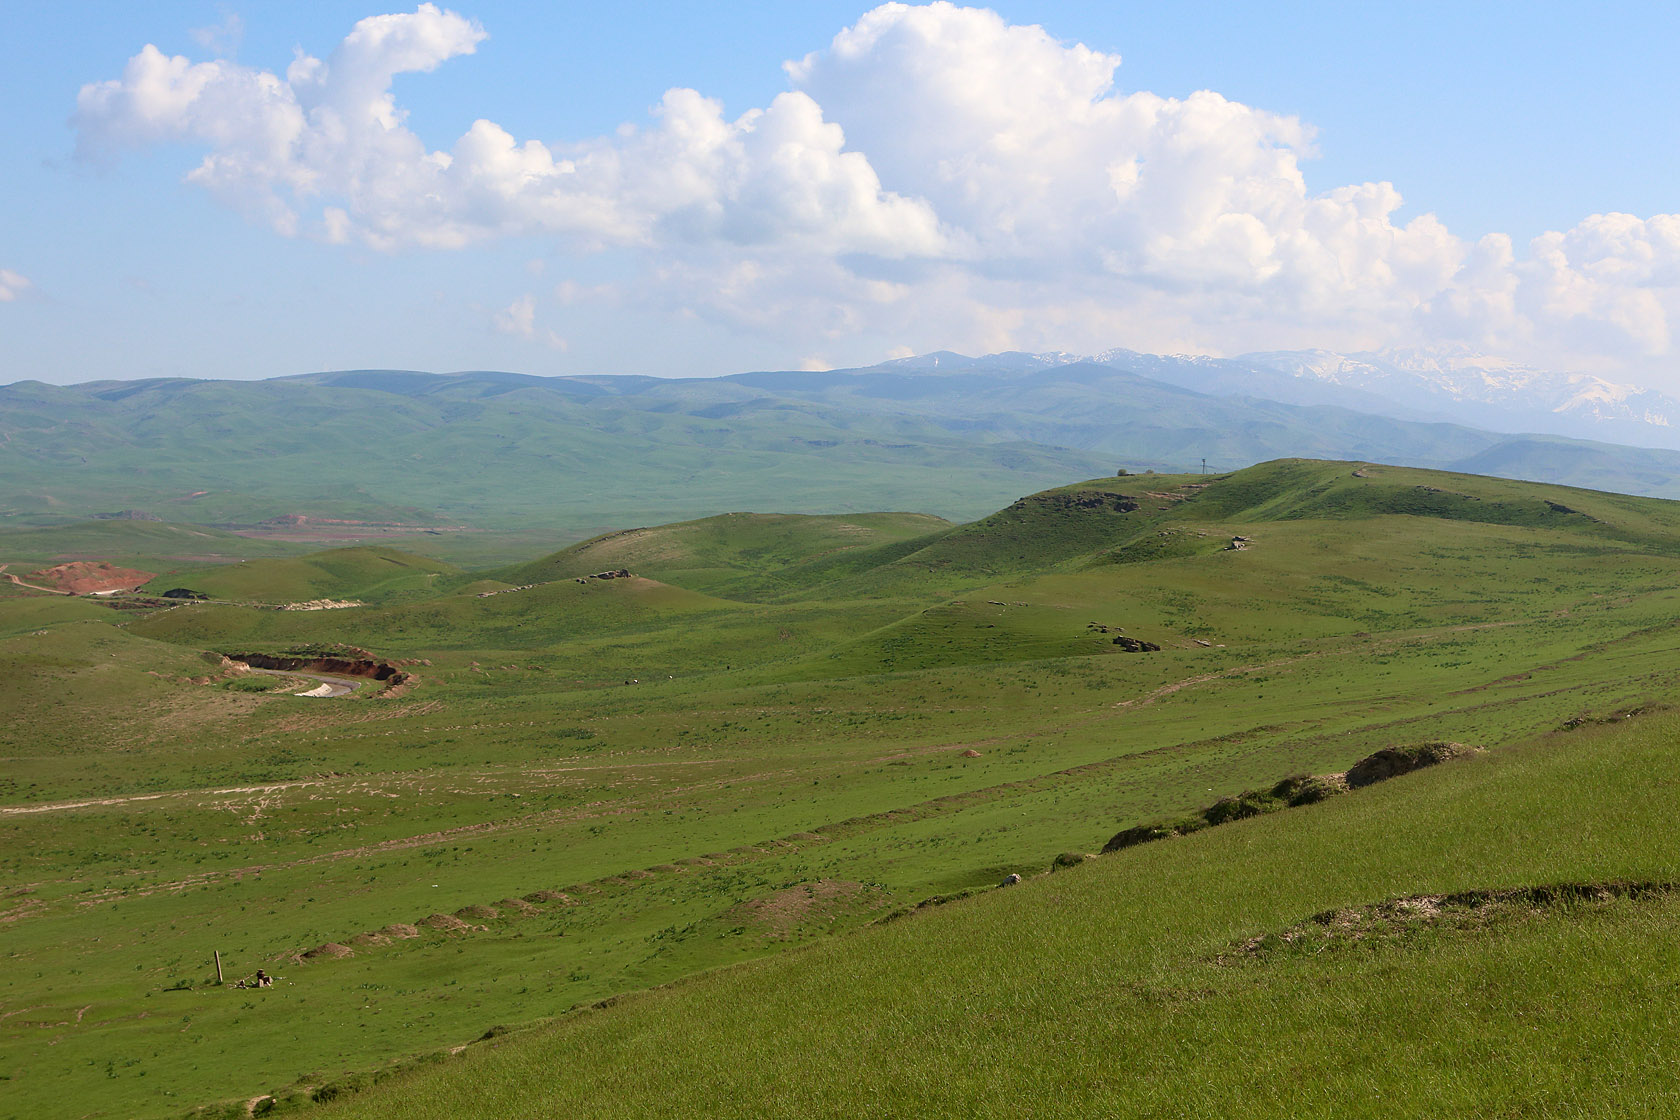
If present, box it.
[73,4,941,256]
[493,293,565,349]
[72,3,1680,379]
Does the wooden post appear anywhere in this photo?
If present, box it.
[214,950,224,985]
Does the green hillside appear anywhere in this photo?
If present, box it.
[0,519,310,568]
[9,364,1680,543]
[323,709,1680,1119]
[503,511,951,599]
[4,459,1680,1118]
[0,373,1111,532]
[139,546,464,605]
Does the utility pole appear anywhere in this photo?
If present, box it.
[1201,457,1207,475]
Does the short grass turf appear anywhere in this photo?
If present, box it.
[5,459,1680,1118]
[316,710,1680,1120]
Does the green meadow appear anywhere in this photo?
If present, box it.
[3,459,1679,1117]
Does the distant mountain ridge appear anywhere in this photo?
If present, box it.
[894,344,1680,449]
[7,348,1680,532]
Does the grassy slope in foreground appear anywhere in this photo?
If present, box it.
[327,709,1680,1119]
[6,459,1680,1118]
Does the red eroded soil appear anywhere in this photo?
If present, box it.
[25,561,155,595]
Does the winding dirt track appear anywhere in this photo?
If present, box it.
[0,565,68,595]
[243,666,362,697]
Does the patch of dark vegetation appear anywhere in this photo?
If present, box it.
[1345,740,1474,788]
[160,587,209,600]
[1561,705,1651,731]
[1009,490,1140,515]
[1103,743,1474,853]
[1230,880,1680,962]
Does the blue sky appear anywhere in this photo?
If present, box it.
[3,2,1677,386]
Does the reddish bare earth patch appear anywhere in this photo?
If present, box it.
[21,561,154,595]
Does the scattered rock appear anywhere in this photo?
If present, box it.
[1105,742,1474,854]
[1112,636,1161,652]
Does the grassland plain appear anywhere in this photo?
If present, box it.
[2,459,1679,1118]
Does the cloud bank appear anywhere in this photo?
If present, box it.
[73,2,1680,375]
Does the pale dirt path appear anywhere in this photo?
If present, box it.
[0,565,69,596]
[243,666,361,697]
[0,780,327,816]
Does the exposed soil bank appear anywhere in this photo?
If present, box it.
[11,560,155,595]
[224,653,411,695]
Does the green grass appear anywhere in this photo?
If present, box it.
[4,458,1680,1118]
[137,547,463,605]
[316,708,1680,1119]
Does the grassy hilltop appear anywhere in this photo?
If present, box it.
[3,459,1680,1117]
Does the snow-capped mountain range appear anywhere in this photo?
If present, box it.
[1237,347,1675,432]
[877,345,1680,450]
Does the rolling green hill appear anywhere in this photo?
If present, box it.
[501,511,951,600]
[4,459,1680,1118]
[0,518,311,568]
[0,372,1110,533]
[10,363,1680,545]
[138,546,464,606]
